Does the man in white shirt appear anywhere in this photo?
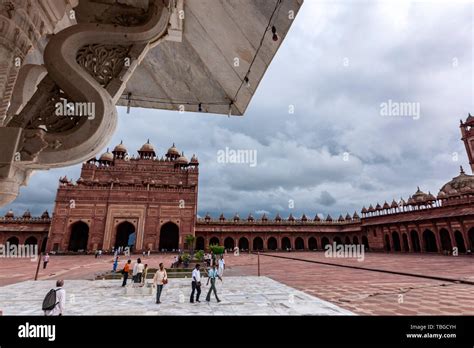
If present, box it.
[190,264,201,303]
[218,256,225,277]
[44,280,66,316]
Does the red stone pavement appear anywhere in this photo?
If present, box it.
[0,252,472,315]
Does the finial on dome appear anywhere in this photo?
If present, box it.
[460,166,465,174]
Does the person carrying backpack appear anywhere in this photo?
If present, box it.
[42,280,66,316]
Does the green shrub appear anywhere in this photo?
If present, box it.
[209,244,225,255]
[194,250,204,261]
[182,253,191,263]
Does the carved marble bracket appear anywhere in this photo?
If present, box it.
[0,0,180,206]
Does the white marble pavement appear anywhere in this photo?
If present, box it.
[0,276,354,316]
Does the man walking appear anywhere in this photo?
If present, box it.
[206,264,222,303]
[121,259,131,287]
[43,280,66,316]
[43,253,50,269]
[190,264,201,303]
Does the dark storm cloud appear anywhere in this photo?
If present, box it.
[1,1,472,219]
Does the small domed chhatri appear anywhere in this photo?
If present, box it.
[4,209,14,218]
[112,140,127,159]
[99,149,114,163]
[176,152,189,166]
[138,139,156,159]
[166,143,180,160]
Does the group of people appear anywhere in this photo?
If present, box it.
[119,254,226,304]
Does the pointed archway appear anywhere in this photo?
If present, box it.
[238,237,249,251]
[253,237,264,251]
[224,237,234,250]
[196,236,205,251]
[439,229,452,252]
[115,221,136,249]
[267,237,278,250]
[308,237,317,250]
[454,231,466,253]
[68,221,89,251]
[410,230,421,252]
[295,237,304,250]
[423,230,438,252]
[159,222,179,251]
[392,232,401,251]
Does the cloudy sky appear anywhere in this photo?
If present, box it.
[2,0,473,219]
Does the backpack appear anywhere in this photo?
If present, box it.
[42,289,58,311]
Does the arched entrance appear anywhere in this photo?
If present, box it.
[439,229,452,252]
[295,237,304,250]
[402,233,409,252]
[159,222,179,251]
[392,232,401,251]
[344,236,351,245]
[7,236,19,246]
[25,236,38,246]
[115,221,136,249]
[238,237,249,251]
[362,236,369,251]
[196,236,205,251]
[469,228,474,250]
[68,221,89,251]
[267,237,277,250]
[224,237,234,250]
[253,237,264,251]
[454,231,466,253]
[333,236,342,246]
[308,237,317,250]
[384,235,391,251]
[321,237,330,250]
[353,236,359,245]
[423,230,438,252]
[410,230,421,252]
[281,237,291,250]
[209,237,220,246]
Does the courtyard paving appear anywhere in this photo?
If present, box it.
[0,276,353,316]
[0,252,472,315]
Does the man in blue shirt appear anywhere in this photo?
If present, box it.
[206,264,222,303]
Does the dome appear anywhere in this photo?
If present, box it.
[325,214,333,222]
[204,213,211,221]
[166,143,180,157]
[41,210,50,219]
[113,140,127,153]
[247,213,254,221]
[274,213,282,221]
[314,214,321,221]
[233,213,240,221]
[261,213,268,221]
[301,213,308,222]
[176,152,189,165]
[99,149,114,162]
[5,209,14,218]
[412,187,434,204]
[338,214,344,222]
[22,210,31,219]
[219,213,226,221]
[439,167,474,197]
[345,213,351,220]
[139,139,155,153]
[288,213,295,221]
[353,211,360,219]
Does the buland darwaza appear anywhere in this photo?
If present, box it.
[0,0,304,207]
[0,116,474,255]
